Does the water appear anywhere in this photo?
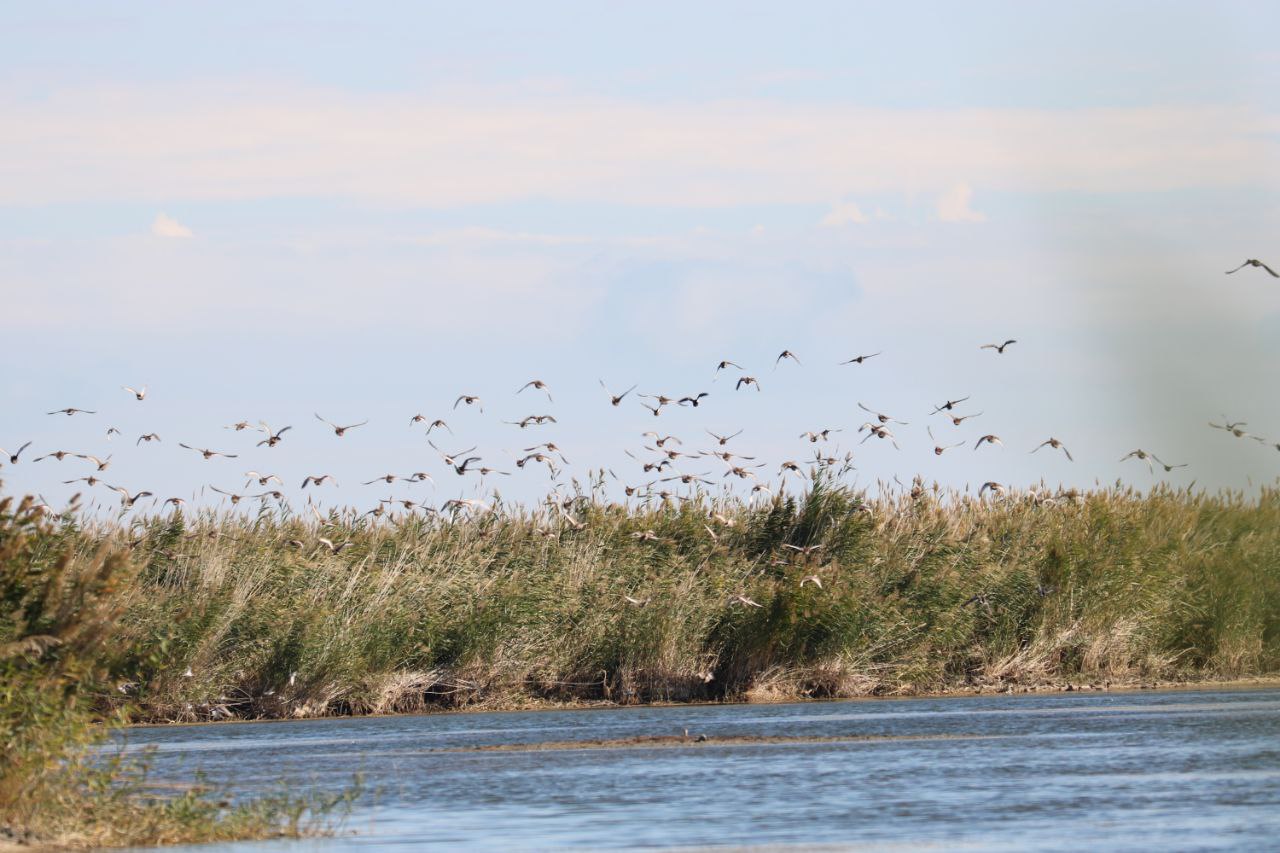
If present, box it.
[118,687,1280,851]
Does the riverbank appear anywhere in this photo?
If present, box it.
[60,479,1280,723]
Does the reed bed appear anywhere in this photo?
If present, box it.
[28,475,1277,723]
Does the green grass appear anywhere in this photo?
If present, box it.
[0,494,357,848]
[22,474,1276,723]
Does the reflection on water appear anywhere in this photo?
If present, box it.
[120,687,1280,851]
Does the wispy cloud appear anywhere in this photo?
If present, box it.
[1,86,1275,208]
[820,200,868,227]
[151,212,193,238]
[935,184,986,223]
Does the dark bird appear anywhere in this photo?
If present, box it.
[981,340,1017,354]
[839,352,881,365]
[453,394,483,412]
[973,434,1003,450]
[931,396,970,414]
[2,442,31,464]
[600,380,637,406]
[735,376,761,392]
[47,407,95,416]
[1225,259,1278,277]
[679,393,709,407]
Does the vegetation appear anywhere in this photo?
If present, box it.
[8,474,1271,725]
[0,494,355,848]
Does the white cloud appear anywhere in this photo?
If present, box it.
[151,212,193,238]
[820,200,868,227]
[935,184,986,223]
[0,85,1275,207]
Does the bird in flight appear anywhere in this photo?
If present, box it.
[981,340,1017,354]
[178,444,238,460]
[315,413,367,437]
[301,474,337,489]
[517,380,553,401]
[2,442,32,464]
[256,423,292,447]
[47,407,95,416]
[122,385,147,401]
[944,412,982,426]
[839,352,881,365]
[858,402,908,425]
[1032,437,1073,461]
[453,395,483,412]
[1225,259,1278,277]
[108,485,153,508]
[713,360,743,378]
[75,453,112,471]
[136,433,161,445]
[931,396,971,414]
[600,380,637,406]
[735,376,761,392]
[973,434,1003,450]
[706,428,743,446]
[774,350,802,368]
[1120,449,1158,473]
[679,393,709,407]
[927,427,964,455]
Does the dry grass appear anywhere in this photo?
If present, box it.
[24,476,1280,722]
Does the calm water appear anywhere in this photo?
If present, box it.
[117,687,1280,851]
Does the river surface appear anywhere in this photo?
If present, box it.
[117,686,1280,851]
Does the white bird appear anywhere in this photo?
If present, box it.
[122,385,147,401]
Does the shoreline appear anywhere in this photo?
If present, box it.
[121,673,1280,729]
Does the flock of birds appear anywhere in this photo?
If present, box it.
[2,259,1277,523]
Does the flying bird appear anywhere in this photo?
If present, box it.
[858,402,908,425]
[178,444,238,460]
[600,380,637,406]
[735,376,761,392]
[315,413,368,437]
[1225,259,1278,277]
[75,453,112,471]
[108,485,153,508]
[706,428,743,446]
[517,380,553,401]
[136,433,161,445]
[774,350,802,368]
[301,474,337,489]
[981,340,1017,354]
[453,395,483,412]
[256,423,292,447]
[47,407,95,416]
[122,385,147,401]
[1032,438,1073,461]
[973,434,1003,450]
[839,352,881,365]
[927,427,963,455]
[2,442,32,464]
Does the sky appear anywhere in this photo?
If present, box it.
[2,2,1279,515]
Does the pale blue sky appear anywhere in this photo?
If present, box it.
[2,2,1279,513]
